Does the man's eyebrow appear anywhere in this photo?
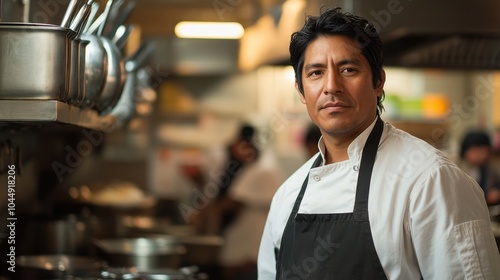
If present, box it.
[303,63,326,72]
[337,58,362,66]
[303,59,362,71]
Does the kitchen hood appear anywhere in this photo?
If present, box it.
[324,0,500,69]
[243,0,500,70]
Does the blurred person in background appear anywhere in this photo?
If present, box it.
[458,130,500,205]
[194,123,283,280]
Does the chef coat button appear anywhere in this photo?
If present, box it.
[313,175,321,182]
[353,165,359,171]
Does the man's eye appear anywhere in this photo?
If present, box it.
[342,68,357,74]
[308,70,322,77]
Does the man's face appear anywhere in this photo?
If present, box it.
[465,146,491,166]
[297,35,384,139]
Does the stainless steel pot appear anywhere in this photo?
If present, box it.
[17,215,91,256]
[80,34,108,108]
[96,36,126,113]
[16,255,106,280]
[93,236,186,271]
[0,23,76,100]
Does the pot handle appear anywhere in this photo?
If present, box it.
[61,0,84,28]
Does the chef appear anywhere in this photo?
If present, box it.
[257,7,500,279]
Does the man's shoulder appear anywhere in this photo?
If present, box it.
[380,123,453,169]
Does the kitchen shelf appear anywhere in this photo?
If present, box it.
[0,100,103,130]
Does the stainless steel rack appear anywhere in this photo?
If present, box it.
[0,100,103,130]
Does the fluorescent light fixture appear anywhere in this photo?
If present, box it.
[175,21,244,39]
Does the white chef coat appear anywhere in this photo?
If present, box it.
[258,119,500,279]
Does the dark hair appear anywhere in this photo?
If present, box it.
[290,7,385,113]
[239,124,255,142]
[460,131,491,158]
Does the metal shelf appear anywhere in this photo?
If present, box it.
[0,100,103,130]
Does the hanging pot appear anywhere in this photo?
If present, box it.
[0,23,76,101]
[95,36,126,113]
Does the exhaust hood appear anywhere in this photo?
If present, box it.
[333,0,500,69]
[242,0,500,70]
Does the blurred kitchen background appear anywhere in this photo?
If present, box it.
[1,0,500,279]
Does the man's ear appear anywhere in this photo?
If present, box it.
[377,69,386,97]
[296,81,306,104]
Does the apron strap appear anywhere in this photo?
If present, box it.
[290,154,323,219]
[354,117,384,221]
[275,154,322,263]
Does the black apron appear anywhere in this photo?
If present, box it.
[276,117,387,280]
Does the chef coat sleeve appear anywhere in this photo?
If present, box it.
[409,161,500,279]
[258,187,284,279]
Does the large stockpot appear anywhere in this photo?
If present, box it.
[0,23,76,100]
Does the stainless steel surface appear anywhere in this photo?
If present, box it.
[97,37,126,113]
[113,25,133,50]
[98,0,115,36]
[107,40,154,124]
[125,42,156,73]
[17,215,90,255]
[80,33,108,108]
[61,0,82,28]
[0,23,76,100]
[83,1,100,34]
[120,270,197,280]
[69,1,93,36]
[68,39,89,106]
[93,237,186,270]
[0,100,102,129]
[108,0,137,37]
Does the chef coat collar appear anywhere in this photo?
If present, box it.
[317,117,380,166]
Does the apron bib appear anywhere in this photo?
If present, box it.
[276,117,387,280]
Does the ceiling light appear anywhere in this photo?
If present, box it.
[174,21,244,39]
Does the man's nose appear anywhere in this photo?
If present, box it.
[324,71,343,95]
